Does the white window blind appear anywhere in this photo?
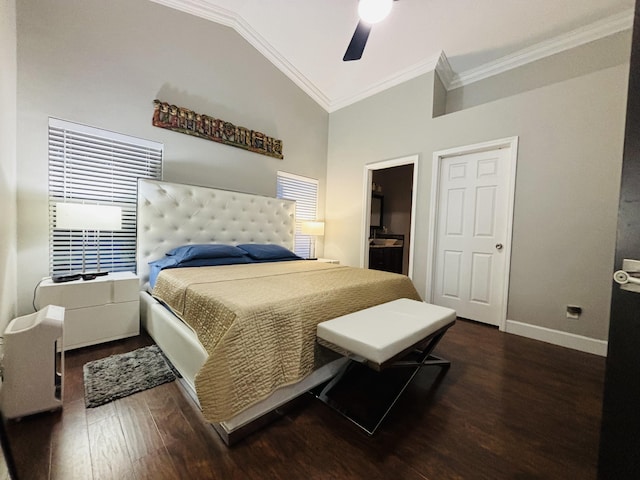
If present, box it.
[276,171,319,258]
[48,118,163,275]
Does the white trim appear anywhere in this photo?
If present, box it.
[427,137,518,331]
[448,9,634,90]
[434,51,455,90]
[362,154,419,279]
[330,54,443,112]
[505,320,608,357]
[151,2,632,110]
[150,0,331,110]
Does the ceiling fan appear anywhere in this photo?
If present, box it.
[343,0,397,62]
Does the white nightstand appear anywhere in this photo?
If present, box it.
[316,258,339,264]
[35,271,140,350]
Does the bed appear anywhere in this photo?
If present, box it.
[136,179,421,444]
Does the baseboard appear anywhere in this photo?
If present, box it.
[505,320,608,357]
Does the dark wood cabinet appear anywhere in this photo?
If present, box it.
[369,246,403,274]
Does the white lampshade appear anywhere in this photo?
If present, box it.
[358,0,393,24]
[56,203,122,231]
[301,221,325,236]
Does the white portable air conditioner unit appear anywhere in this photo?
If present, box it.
[1,305,65,419]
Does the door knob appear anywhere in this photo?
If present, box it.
[495,243,503,250]
[613,270,640,285]
[614,259,640,293]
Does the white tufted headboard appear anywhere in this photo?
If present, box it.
[136,179,296,288]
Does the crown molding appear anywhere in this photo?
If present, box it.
[151,1,633,110]
[448,9,634,90]
[328,53,443,112]
[434,50,455,89]
[150,0,332,110]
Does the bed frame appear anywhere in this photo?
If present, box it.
[136,179,346,445]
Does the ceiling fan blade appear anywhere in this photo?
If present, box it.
[343,20,372,61]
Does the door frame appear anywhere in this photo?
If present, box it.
[362,154,419,279]
[426,137,518,331]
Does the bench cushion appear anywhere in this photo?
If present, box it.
[317,298,456,365]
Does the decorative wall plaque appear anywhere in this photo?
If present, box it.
[152,99,283,159]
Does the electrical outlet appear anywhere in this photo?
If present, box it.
[566,305,582,319]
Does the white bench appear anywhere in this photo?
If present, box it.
[315,298,456,435]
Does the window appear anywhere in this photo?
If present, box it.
[48,118,163,275]
[276,171,319,258]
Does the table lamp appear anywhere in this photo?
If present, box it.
[55,202,122,277]
[301,221,325,260]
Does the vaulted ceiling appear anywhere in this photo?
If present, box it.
[152,0,634,112]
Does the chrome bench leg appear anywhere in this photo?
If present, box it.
[314,333,451,436]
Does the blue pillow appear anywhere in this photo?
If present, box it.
[166,244,246,262]
[237,243,301,260]
[148,254,254,288]
[174,256,253,268]
[148,256,179,287]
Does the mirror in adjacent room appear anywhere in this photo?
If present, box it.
[370,194,383,227]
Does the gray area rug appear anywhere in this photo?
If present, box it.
[83,345,177,408]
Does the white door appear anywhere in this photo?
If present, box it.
[432,146,512,326]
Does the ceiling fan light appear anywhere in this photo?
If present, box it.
[358,0,393,24]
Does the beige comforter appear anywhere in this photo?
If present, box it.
[152,260,421,422]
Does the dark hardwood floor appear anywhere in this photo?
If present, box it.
[3,319,605,479]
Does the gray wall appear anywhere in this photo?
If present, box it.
[15,0,329,314]
[326,40,629,342]
[1,0,18,332]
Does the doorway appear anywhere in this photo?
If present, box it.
[363,155,418,278]
[426,138,518,329]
